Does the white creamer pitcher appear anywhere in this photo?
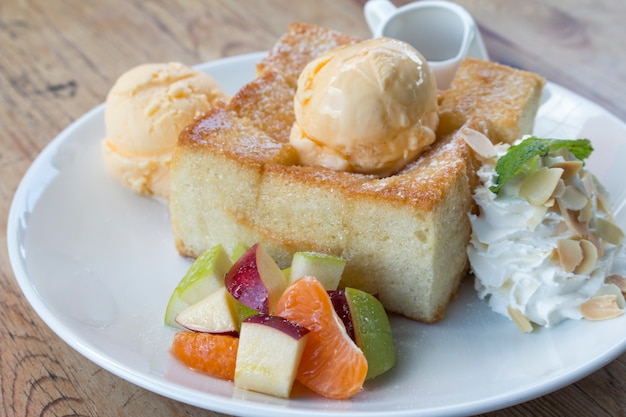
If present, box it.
[364,0,488,89]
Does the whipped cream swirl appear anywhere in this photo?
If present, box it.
[465,134,626,329]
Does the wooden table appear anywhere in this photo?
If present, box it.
[2,1,625,416]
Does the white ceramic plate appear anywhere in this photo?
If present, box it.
[8,52,626,417]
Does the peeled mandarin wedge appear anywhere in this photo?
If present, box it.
[171,332,239,381]
[275,276,368,399]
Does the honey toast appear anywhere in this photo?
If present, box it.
[170,23,544,322]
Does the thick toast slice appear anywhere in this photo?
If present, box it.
[170,24,543,322]
[437,57,545,144]
[172,95,476,323]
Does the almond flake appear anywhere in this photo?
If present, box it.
[580,295,624,321]
[579,170,597,197]
[519,167,564,206]
[594,217,625,246]
[507,306,534,333]
[595,187,615,218]
[556,239,583,272]
[574,239,598,275]
[578,199,592,224]
[551,179,566,199]
[557,199,590,239]
[594,283,626,308]
[460,127,497,162]
[606,275,626,294]
[583,230,604,258]
[551,160,583,181]
[558,185,589,211]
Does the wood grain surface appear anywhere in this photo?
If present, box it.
[1,1,625,416]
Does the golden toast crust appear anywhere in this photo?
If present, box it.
[438,57,545,144]
[256,22,360,88]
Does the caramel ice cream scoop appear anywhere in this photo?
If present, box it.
[102,62,226,200]
[290,37,439,177]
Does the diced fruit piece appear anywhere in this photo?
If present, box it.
[230,296,260,324]
[225,243,288,314]
[328,290,355,341]
[234,314,310,398]
[289,252,346,290]
[175,287,239,334]
[282,266,291,281]
[275,276,367,399]
[345,287,396,380]
[164,295,189,327]
[165,245,233,326]
[230,242,249,262]
[329,289,396,379]
[171,332,238,380]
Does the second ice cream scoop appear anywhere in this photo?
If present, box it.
[102,62,227,200]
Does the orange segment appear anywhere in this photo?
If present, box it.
[171,331,239,381]
[275,276,367,399]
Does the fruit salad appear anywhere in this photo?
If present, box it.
[165,243,397,399]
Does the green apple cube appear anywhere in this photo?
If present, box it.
[230,295,260,324]
[175,287,239,334]
[289,251,346,290]
[282,266,291,281]
[164,244,233,327]
[345,287,396,380]
[230,242,249,262]
[163,294,189,327]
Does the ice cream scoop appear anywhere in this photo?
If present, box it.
[102,62,226,200]
[289,37,439,177]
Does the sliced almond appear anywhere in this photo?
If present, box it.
[580,295,624,321]
[551,179,566,199]
[579,169,597,196]
[557,199,590,239]
[587,231,605,258]
[579,170,617,218]
[558,185,589,211]
[556,239,583,272]
[578,198,593,224]
[550,160,583,181]
[574,239,598,275]
[460,127,497,162]
[552,220,571,237]
[606,275,626,294]
[507,306,534,333]
[550,248,560,262]
[595,186,615,218]
[519,167,564,206]
[594,283,626,307]
[544,179,565,208]
[594,217,625,246]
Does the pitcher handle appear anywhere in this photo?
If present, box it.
[364,0,397,35]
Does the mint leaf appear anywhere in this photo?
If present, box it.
[489,137,593,194]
